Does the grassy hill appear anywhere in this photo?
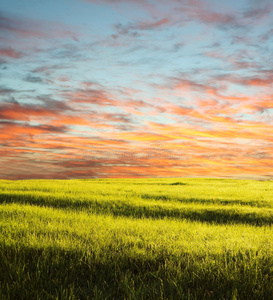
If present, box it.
[0,178,272,299]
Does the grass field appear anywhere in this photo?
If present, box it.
[0,178,272,299]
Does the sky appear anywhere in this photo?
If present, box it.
[0,0,273,179]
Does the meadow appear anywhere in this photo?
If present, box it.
[0,178,272,299]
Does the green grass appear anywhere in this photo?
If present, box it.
[0,178,272,299]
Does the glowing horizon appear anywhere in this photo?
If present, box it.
[0,0,273,179]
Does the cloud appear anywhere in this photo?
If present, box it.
[0,10,78,42]
[0,121,67,137]
[237,76,273,87]
[65,85,153,117]
[0,99,72,121]
[135,18,169,30]
[0,87,16,95]
[260,28,273,41]
[114,18,169,36]
[86,0,273,33]
[66,88,119,106]
[212,71,273,88]
[1,0,273,179]
[37,96,72,111]
[32,64,70,76]
[0,11,45,39]
[94,0,240,29]
[0,48,24,59]
[24,75,44,83]
[243,0,273,20]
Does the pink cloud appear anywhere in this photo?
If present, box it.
[0,48,23,58]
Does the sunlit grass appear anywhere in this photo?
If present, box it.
[0,178,272,299]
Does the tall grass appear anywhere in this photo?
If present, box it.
[0,178,272,299]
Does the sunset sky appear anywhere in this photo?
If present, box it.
[1,0,273,179]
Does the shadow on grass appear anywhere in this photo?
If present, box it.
[0,192,272,226]
[0,243,272,300]
[140,194,271,208]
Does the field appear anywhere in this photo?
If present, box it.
[0,178,272,299]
